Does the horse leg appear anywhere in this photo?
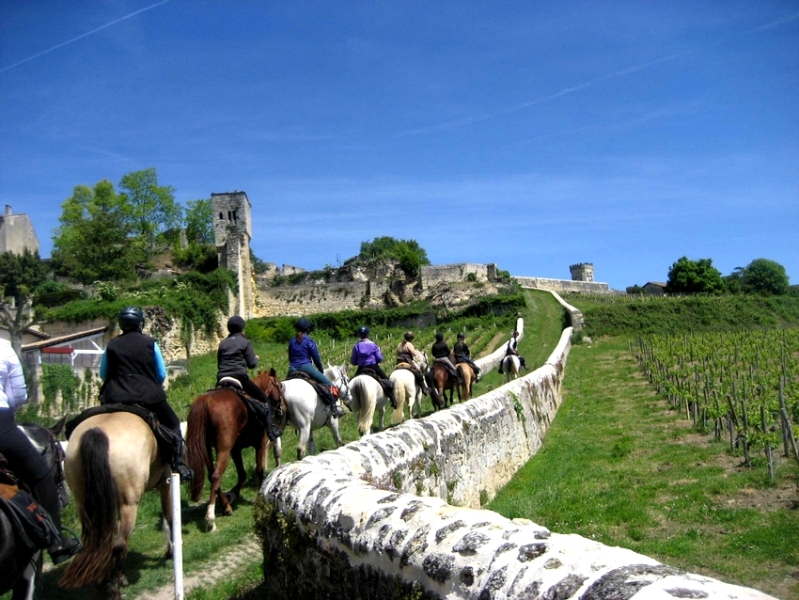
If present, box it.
[227,446,247,506]
[157,482,173,558]
[297,425,311,460]
[110,503,138,596]
[269,437,283,469]
[329,419,344,448]
[206,448,231,532]
[254,437,266,490]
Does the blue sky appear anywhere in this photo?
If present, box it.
[1,1,797,291]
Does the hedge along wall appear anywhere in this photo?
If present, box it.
[255,302,774,599]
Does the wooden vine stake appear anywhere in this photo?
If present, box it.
[779,377,799,468]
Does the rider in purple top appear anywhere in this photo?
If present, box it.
[350,326,389,379]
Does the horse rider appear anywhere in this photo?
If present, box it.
[350,326,396,405]
[453,332,482,382]
[431,332,461,384]
[287,317,345,418]
[498,330,527,374]
[396,331,431,395]
[100,306,194,481]
[217,315,283,441]
[0,338,82,564]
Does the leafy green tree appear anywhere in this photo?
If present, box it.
[626,285,644,294]
[739,258,789,296]
[0,250,49,354]
[723,267,744,294]
[350,236,430,277]
[52,180,145,283]
[184,198,213,244]
[119,168,182,253]
[666,257,724,295]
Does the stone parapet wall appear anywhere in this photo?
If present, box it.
[255,281,368,317]
[515,276,610,294]
[258,309,774,599]
[550,291,584,331]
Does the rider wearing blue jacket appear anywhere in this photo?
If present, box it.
[287,318,344,418]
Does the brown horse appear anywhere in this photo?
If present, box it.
[456,362,476,401]
[429,361,458,409]
[60,412,171,600]
[185,369,283,532]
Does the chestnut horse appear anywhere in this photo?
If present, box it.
[428,361,457,409]
[60,412,171,600]
[185,369,283,532]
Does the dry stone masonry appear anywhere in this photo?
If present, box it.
[258,302,773,599]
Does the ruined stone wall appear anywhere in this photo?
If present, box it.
[254,281,369,317]
[421,263,496,290]
[0,209,40,255]
[515,276,610,294]
[257,298,773,599]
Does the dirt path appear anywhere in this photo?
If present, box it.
[136,536,261,600]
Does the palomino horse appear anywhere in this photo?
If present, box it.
[60,412,171,600]
[186,369,283,533]
[0,419,68,600]
[389,351,429,423]
[456,362,476,401]
[501,355,521,382]
[347,374,391,436]
[428,361,458,409]
[272,364,350,463]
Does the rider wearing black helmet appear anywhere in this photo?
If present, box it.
[287,317,344,418]
[431,332,461,383]
[453,332,482,381]
[217,315,283,440]
[100,306,194,481]
[350,326,396,405]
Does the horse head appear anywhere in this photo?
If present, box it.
[326,363,352,405]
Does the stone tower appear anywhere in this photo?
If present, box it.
[212,192,253,318]
[0,205,39,255]
[569,263,594,282]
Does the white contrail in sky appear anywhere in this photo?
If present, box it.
[0,0,172,74]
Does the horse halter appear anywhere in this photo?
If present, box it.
[331,366,351,401]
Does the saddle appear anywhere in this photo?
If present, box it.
[65,404,180,469]
[433,356,459,378]
[0,453,59,552]
[215,378,286,426]
[285,371,337,406]
[356,367,396,407]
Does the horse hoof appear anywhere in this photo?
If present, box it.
[224,491,238,505]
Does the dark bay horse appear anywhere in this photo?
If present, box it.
[428,361,458,409]
[0,418,68,600]
[60,412,171,600]
[185,369,283,532]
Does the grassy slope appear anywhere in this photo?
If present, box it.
[489,331,799,599]
[18,290,563,600]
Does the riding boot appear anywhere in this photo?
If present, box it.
[172,436,196,481]
[320,385,345,418]
[32,476,82,565]
[416,373,430,396]
[381,379,397,409]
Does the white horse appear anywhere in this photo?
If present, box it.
[271,364,350,463]
[346,374,391,436]
[389,351,428,423]
[501,354,521,382]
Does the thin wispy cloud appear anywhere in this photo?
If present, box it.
[750,11,799,32]
[0,0,172,74]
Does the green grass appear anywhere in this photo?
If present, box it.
[7,290,564,600]
[488,335,799,600]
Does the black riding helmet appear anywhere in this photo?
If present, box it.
[295,317,312,333]
[357,326,370,339]
[457,333,465,339]
[227,315,246,334]
[118,306,145,332]
[435,332,444,342]
[404,331,414,341]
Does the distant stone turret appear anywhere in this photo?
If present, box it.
[212,192,253,318]
[569,262,594,282]
[0,205,39,255]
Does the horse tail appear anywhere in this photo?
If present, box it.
[60,427,117,588]
[352,378,376,436]
[186,396,210,502]
[391,376,406,425]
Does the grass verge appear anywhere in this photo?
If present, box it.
[488,335,799,600]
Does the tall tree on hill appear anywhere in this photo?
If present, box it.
[51,180,145,283]
[119,168,182,253]
[739,258,789,296]
[666,256,724,295]
[0,250,48,355]
[353,236,431,277]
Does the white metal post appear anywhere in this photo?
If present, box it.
[170,474,184,600]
